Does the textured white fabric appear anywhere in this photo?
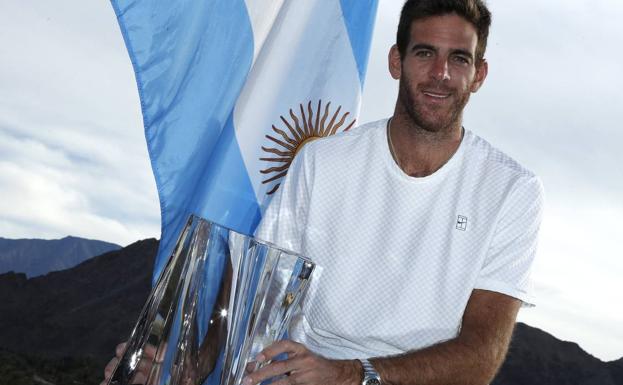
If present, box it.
[256,118,544,360]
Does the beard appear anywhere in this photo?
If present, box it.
[398,74,471,133]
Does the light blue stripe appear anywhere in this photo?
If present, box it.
[110,0,255,281]
[339,0,379,88]
[192,114,262,236]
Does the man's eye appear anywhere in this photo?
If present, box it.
[415,50,432,58]
[453,55,470,64]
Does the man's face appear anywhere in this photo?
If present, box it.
[389,13,488,133]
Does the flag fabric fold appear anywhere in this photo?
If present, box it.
[110,0,379,281]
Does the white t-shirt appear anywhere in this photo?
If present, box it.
[256,118,544,360]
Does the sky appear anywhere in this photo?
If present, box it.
[1,0,622,361]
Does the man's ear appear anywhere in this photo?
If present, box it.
[470,59,488,92]
[389,44,402,80]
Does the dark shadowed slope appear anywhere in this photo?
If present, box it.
[0,238,157,366]
[492,323,623,384]
[0,237,621,384]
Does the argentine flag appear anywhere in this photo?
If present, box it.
[110,0,379,280]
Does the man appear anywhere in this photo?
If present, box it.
[103,1,543,384]
[248,1,544,384]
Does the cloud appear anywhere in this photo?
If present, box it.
[518,285,623,361]
[519,201,623,361]
[465,1,623,198]
[0,124,159,245]
[359,1,402,125]
[0,0,159,245]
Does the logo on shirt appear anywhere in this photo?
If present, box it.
[456,215,468,231]
[260,100,355,195]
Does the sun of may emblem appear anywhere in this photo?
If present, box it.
[260,100,355,195]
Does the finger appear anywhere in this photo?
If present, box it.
[105,354,153,381]
[258,340,304,362]
[155,342,168,363]
[143,343,159,360]
[264,375,298,385]
[245,359,259,374]
[137,357,154,376]
[116,342,128,358]
[243,357,304,385]
[104,357,119,379]
[133,371,147,384]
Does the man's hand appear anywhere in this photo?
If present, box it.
[243,340,362,385]
[101,342,161,385]
[101,342,128,385]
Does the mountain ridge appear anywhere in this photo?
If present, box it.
[0,235,121,278]
[0,238,157,365]
[0,237,620,384]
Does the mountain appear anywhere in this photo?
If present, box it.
[0,238,157,366]
[0,237,621,385]
[492,323,623,385]
[0,236,121,278]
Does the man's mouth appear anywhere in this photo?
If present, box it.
[422,91,451,99]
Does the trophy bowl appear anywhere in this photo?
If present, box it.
[106,215,314,385]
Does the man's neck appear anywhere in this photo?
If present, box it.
[387,113,464,178]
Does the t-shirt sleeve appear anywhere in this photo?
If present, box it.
[254,145,312,254]
[474,175,544,307]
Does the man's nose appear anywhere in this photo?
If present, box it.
[430,57,450,82]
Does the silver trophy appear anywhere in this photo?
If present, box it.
[106,215,314,385]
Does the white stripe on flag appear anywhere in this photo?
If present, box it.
[235,0,362,206]
[244,0,286,64]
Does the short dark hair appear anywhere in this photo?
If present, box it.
[396,0,492,62]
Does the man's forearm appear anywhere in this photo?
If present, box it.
[368,290,520,385]
[370,329,510,385]
[244,290,520,385]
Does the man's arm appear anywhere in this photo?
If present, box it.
[371,289,521,385]
[243,289,521,385]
